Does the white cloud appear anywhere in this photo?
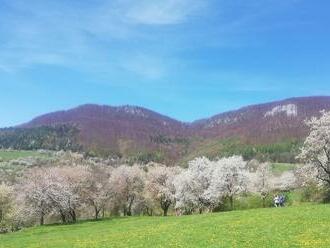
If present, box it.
[0,0,207,75]
[119,54,166,79]
[123,0,204,25]
[0,0,302,78]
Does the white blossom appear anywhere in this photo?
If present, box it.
[109,165,145,216]
[298,110,330,186]
[145,165,179,216]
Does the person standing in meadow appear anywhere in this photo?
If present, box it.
[274,195,280,207]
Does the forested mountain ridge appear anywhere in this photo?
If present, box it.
[1,96,330,163]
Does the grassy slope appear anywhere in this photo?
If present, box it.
[0,150,42,161]
[1,204,329,248]
[271,163,299,173]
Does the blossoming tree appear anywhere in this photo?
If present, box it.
[298,111,330,186]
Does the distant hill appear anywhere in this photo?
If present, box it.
[2,96,330,163]
[19,104,190,162]
[191,96,330,143]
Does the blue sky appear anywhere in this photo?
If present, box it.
[0,0,329,127]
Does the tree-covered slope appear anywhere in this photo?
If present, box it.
[0,125,81,151]
[2,96,330,163]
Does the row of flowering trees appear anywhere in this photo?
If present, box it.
[0,155,252,231]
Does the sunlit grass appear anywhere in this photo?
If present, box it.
[271,163,298,174]
[0,150,42,161]
[1,204,329,248]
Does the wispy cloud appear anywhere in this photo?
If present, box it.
[123,0,205,25]
[0,0,207,75]
[0,0,302,79]
[119,53,167,79]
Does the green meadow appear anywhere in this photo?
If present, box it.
[0,150,42,162]
[1,204,329,248]
[271,162,299,173]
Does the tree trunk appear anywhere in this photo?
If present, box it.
[40,213,44,226]
[145,207,153,216]
[262,197,266,208]
[229,196,234,210]
[161,200,171,216]
[94,206,100,220]
[59,209,66,223]
[127,198,134,216]
[70,209,77,223]
[163,206,169,216]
